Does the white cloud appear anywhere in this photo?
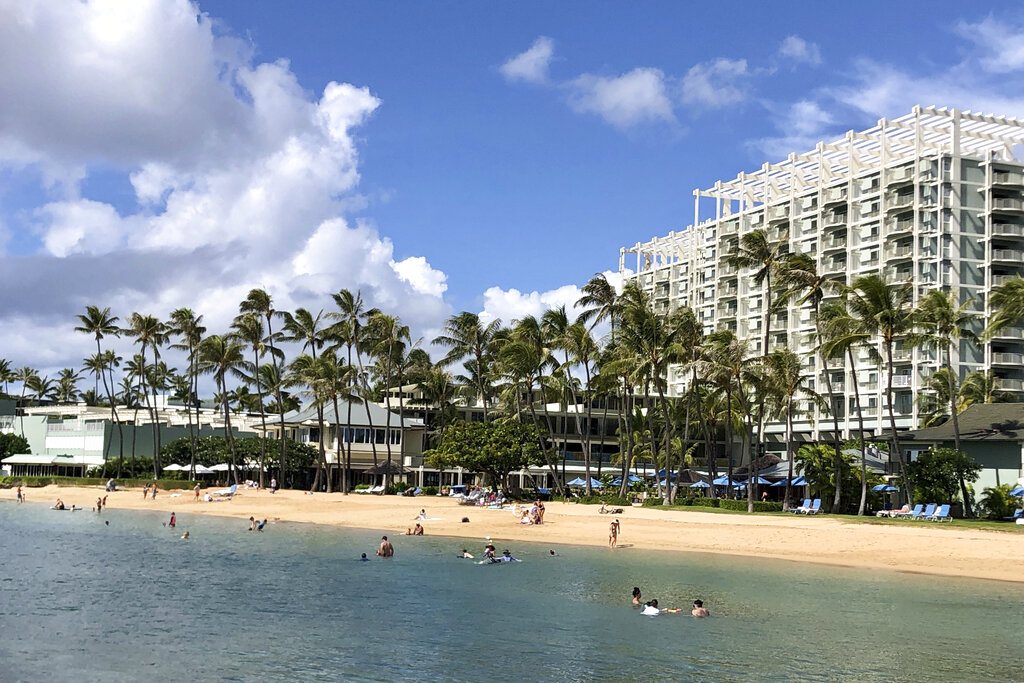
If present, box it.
[500,36,555,84]
[955,17,1024,74]
[0,0,454,373]
[749,99,835,159]
[479,284,583,325]
[681,58,750,108]
[567,68,675,128]
[777,35,822,66]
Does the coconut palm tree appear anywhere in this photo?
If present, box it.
[700,330,753,502]
[960,370,1016,407]
[124,312,167,477]
[433,312,502,419]
[846,274,914,502]
[820,299,874,515]
[988,275,1024,332]
[366,313,411,488]
[13,366,36,437]
[240,289,287,487]
[198,334,246,485]
[778,252,846,513]
[288,353,333,491]
[0,358,13,396]
[763,348,824,510]
[75,305,124,467]
[231,313,280,487]
[55,368,82,404]
[168,308,206,479]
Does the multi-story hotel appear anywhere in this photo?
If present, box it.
[619,106,1024,454]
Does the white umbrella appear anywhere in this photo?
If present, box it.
[162,464,184,471]
[193,465,215,475]
[210,463,231,472]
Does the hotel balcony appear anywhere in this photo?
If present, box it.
[993,170,1024,186]
[885,193,915,211]
[718,264,738,277]
[823,186,848,206]
[992,274,1023,287]
[717,306,738,318]
[993,325,1024,339]
[992,352,1024,365]
[992,196,1024,212]
[992,222,1024,239]
[892,347,913,362]
[891,375,912,388]
[886,165,915,186]
[994,377,1024,391]
[884,244,913,261]
[719,283,738,297]
[823,258,847,275]
[823,236,847,253]
[883,265,913,281]
[767,204,790,223]
[885,218,914,236]
[992,248,1024,263]
[823,211,848,228]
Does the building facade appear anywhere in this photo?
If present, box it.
[620,106,1024,454]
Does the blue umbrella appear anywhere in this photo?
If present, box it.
[712,475,739,486]
[656,469,678,479]
[791,476,807,486]
[770,479,789,487]
[1010,486,1024,497]
[611,474,643,485]
[871,483,899,493]
[589,478,604,489]
[740,476,772,485]
[566,477,586,487]
[689,481,711,488]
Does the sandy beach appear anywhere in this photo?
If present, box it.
[7,484,1024,583]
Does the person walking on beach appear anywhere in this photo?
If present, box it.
[691,600,709,617]
[377,536,394,557]
[169,512,176,528]
[151,484,158,499]
[102,495,108,508]
[143,483,150,500]
[16,485,23,504]
[193,483,201,502]
[96,497,103,513]
[270,478,277,493]
[609,518,620,549]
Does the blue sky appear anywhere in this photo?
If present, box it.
[2,0,1024,373]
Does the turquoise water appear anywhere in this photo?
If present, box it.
[1,502,1022,682]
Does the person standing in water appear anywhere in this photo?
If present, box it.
[16,485,23,504]
[632,587,642,605]
[691,600,709,617]
[377,536,394,557]
[169,512,176,528]
[608,518,620,549]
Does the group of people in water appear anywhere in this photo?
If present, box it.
[632,587,710,617]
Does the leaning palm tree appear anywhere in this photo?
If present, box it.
[728,227,789,509]
[778,252,846,512]
[240,289,287,488]
[846,274,915,502]
[433,312,502,420]
[0,358,14,396]
[197,334,246,485]
[988,275,1024,333]
[763,348,824,511]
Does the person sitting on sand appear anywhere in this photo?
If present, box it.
[413,523,424,536]
[641,599,660,616]
[599,502,609,514]
[415,509,427,520]
[459,549,474,559]
[377,536,394,557]
[691,599,709,617]
[632,587,642,605]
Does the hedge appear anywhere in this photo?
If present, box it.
[718,499,784,512]
[641,496,783,513]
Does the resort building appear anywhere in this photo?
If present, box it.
[619,106,1024,460]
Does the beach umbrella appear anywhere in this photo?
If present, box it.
[588,478,604,489]
[770,478,789,487]
[712,475,739,486]
[192,465,215,475]
[566,477,586,487]
[656,469,678,479]
[740,476,771,485]
[871,484,899,493]
[689,481,711,488]
[162,464,184,471]
[791,476,807,486]
[611,476,642,486]
[210,463,231,472]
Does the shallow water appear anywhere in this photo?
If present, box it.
[1,501,1022,682]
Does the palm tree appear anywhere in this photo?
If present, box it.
[433,312,502,419]
[728,227,789,509]
[820,299,873,515]
[288,353,333,491]
[778,252,846,512]
[55,368,82,404]
[960,370,1016,407]
[763,348,824,510]
[701,330,753,501]
[989,275,1024,332]
[198,334,246,485]
[168,308,205,479]
[367,313,411,488]
[846,274,914,502]
[13,366,37,436]
[0,358,13,396]
[231,313,279,487]
[124,313,167,477]
[240,289,287,487]
[563,321,600,492]
[75,306,123,468]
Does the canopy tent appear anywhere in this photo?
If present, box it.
[162,464,185,471]
[192,465,215,475]
[210,463,231,472]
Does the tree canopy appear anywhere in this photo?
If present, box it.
[904,447,981,505]
[425,419,543,491]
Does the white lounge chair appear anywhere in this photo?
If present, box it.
[213,484,237,498]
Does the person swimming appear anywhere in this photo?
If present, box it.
[691,599,709,617]
[360,553,369,561]
[180,531,190,539]
[641,599,660,616]
[632,587,642,605]
[459,549,474,558]
[500,549,521,563]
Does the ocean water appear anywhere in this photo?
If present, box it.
[1,501,1022,683]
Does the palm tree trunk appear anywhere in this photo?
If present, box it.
[221,375,239,485]
[528,394,564,496]
[253,348,267,488]
[725,384,734,497]
[849,347,868,515]
[816,309,843,514]
[885,344,910,502]
[783,408,794,510]
[344,341,355,494]
[946,342,973,517]
[656,384,674,503]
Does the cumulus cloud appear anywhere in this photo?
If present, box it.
[749,100,836,159]
[567,68,675,128]
[0,0,453,374]
[500,36,555,84]
[478,270,625,332]
[777,35,822,66]
[681,58,750,109]
[955,17,1024,74]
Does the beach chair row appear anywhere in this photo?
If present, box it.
[893,503,953,522]
[790,498,822,514]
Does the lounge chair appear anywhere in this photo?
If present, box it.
[914,503,936,520]
[1003,509,1023,521]
[365,485,384,494]
[928,503,952,522]
[213,484,237,498]
[895,504,923,519]
[791,498,812,514]
[803,498,822,515]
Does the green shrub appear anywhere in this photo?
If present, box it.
[385,481,409,495]
[690,497,721,508]
[719,499,784,512]
[354,484,370,490]
[642,497,664,507]
[978,484,1018,520]
[422,486,439,496]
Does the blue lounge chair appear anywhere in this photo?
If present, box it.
[1003,509,1023,521]
[929,503,952,522]
[895,504,923,519]
[803,498,822,515]
[791,498,811,513]
[915,503,936,520]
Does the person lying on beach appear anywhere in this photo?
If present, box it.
[415,509,427,520]
[632,587,642,605]
[641,599,660,616]
[877,504,910,518]
[691,600,709,617]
